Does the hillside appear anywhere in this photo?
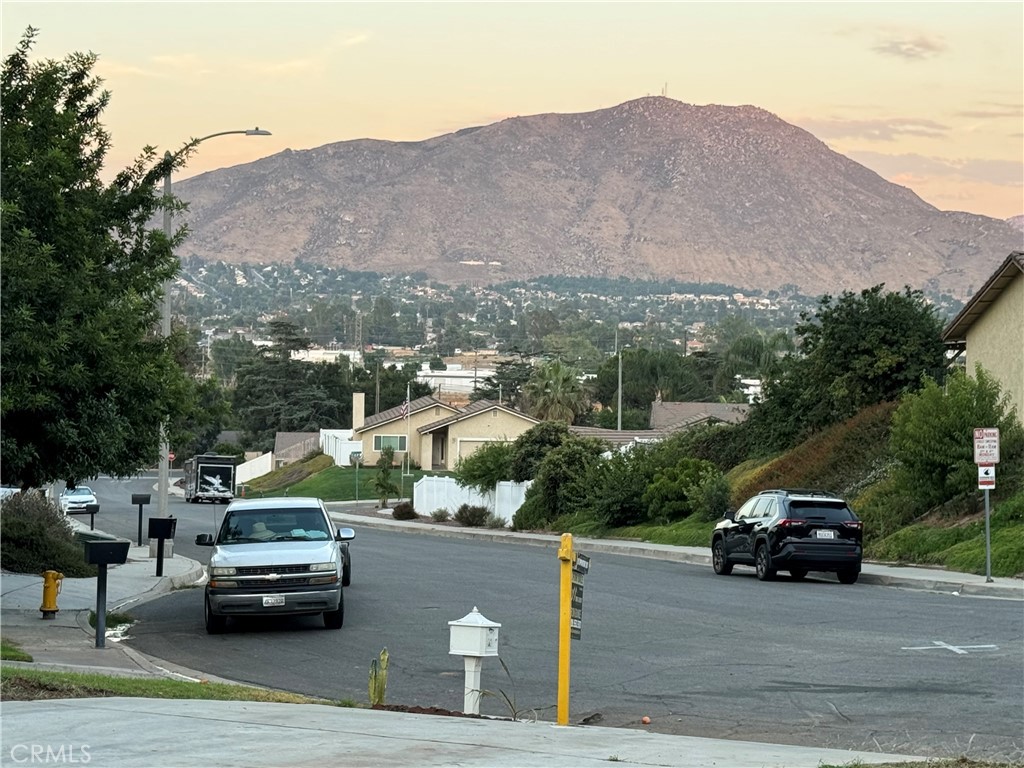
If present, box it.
[172,97,1022,295]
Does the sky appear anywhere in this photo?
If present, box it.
[3,1,1022,219]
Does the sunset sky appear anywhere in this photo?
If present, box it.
[3,2,1022,219]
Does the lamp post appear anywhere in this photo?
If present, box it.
[617,344,630,432]
[157,128,272,518]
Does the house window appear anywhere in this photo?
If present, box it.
[373,435,407,452]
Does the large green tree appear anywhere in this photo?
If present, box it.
[523,360,588,423]
[1,29,192,488]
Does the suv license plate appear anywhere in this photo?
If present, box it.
[815,530,836,539]
[262,595,286,607]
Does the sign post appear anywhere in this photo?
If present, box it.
[973,428,999,583]
[556,534,591,726]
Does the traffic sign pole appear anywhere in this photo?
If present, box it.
[974,428,999,584]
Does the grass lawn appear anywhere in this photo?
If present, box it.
[243,461,451,503]
[1,638,33,662]
[822,760,1021,768]
[0,666,358,706]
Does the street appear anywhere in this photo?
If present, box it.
[76,479,1024,762]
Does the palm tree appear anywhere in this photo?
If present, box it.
[713,331,795,396]
[524,360,588,423]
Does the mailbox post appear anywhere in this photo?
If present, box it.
[132,494,151,546]
[83,539,131,649]
[148,517,177,577]
[448,607,500,715]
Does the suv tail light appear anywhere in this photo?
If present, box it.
[842,521,863,530]
[776,518,805,527]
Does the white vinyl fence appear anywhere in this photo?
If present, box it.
[236,452,273,488]
[413,476,531,526]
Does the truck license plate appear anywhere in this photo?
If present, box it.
[815,530,836,539]
[262,595,285,607]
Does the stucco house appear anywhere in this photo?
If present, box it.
[942,251,1023,424]
[352,393,538,470]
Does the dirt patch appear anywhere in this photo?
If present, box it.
[371,703,489,719]
[1,673,115,701]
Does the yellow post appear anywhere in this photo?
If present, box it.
[556,532,574,725]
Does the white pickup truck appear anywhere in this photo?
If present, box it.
[195,496,355,634]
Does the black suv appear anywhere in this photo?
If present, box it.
[711,489,863,584]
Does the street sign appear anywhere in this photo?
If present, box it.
[570,553,590,640]
[973,428,999,464]
[168,452,176,462]
[978,464,996,490]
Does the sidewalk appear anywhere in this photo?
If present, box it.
[2,515,1018,768]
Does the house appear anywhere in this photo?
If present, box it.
[942,251,1024,423]
[352,393,538,471]
[649,401,751,429]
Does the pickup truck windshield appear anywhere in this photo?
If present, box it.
[218,509,331,544]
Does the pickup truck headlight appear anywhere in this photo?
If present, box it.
[309,562,336,572]
[211,567,236,576]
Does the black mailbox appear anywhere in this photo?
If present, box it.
[148,517,177,539]
[132,493,151,505]
[84,539,130,566]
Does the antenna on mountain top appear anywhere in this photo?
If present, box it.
[661,82,668,97]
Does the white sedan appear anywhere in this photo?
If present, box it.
[59,486,97,513]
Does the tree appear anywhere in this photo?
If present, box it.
[523,360,588,423]
[1,29,193,488]
[509,421,570,482]
[471,360,532,410]
[373,446,400,508]
[746,284,946,452]
[454,441,514,495]
[891,366,1023,510]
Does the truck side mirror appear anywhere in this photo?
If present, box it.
[335,527,355,542]
[195,533,214,546]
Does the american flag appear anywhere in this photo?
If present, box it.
[400,399,409,419]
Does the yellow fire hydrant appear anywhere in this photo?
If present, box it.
[40,570,64,619]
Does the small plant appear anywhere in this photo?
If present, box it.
[485,512,507,529]
[368,647,389,706]
[87,610,134,629]
[430,508,451,522]
[480,656,554,722]
[454,504,489,527]
[392,501,418,520]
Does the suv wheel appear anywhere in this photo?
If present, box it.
[755,545,776,581]
[323,591,344,629]
[837,568,859,585]
[205,596,227,634]
[712,539,733,575]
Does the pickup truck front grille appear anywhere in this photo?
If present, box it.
[235,564,309,576]
[245,577,309,587]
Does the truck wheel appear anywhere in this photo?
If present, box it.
[205,596,227,634]
[323,591,344,630]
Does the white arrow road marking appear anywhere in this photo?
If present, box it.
[901,640,999,654]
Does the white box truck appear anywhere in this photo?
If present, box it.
[184,453,237,504]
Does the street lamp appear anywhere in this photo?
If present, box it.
[617,343,631,432]
[157,128,272,518]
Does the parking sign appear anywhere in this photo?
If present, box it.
[973,428,1000,464]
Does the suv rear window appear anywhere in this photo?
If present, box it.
[788,501,855,521]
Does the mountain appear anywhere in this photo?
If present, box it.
[173,97,1023,295]
[1007,215,1024,233]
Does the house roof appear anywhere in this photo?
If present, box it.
[418,399,539,434]
[354,396,456,433]
[649,401,751,429]
[569,426,673,448]
[273,432,319,454]
[942,251,1024,342]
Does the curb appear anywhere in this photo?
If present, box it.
[327,510,1022,600]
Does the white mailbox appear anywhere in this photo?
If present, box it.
[448,606,500,657]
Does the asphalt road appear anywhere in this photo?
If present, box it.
[117,510,1024,761]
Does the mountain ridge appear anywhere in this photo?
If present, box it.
[173,96,1022,295]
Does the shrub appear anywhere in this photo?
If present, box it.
[485,512,507,529]
[391,501,418,520]
[0,494,95,577]
[454,504,489,527]
[430,508,451,523]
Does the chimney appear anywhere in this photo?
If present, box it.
[353,392,365,430]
